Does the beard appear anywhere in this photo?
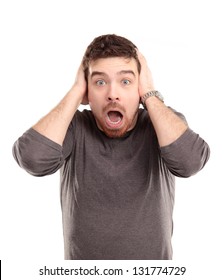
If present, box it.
[93,102,139,138]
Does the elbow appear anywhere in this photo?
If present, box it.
[161,129,211,179]
[175,163,202,178]
[168,163,198,178]
[172,143,210,178]
[189,143,210,177]
[12,139,63,177]
[18,156,62,177]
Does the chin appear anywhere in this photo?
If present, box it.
[102,121,132,138]
[103,129,127,138]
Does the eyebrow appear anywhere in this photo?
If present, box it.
[90,70,136,79]
[118,70,136,77]
[90,71,106,78]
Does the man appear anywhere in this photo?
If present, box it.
[12,34,210,260]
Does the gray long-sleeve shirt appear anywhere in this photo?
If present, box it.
[12,109,210,259]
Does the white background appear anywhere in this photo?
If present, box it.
[0,0,223,279]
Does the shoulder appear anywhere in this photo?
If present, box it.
[71,109,96,127]
[69,109,100,139]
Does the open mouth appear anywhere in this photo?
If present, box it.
[106,110,123,127]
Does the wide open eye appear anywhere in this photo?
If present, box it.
[122,79,131,85]
[96,79,106,86]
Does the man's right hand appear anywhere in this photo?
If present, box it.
[72,63,88,105]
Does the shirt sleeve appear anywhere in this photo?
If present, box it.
[160,128,210,178]
[12,124,74,177]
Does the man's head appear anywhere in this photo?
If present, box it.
[82,34,141,80]
[83,34,141,138]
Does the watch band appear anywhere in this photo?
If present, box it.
[141,90,164,109]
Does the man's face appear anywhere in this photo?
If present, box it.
[87,57,140,138]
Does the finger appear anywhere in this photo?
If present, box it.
[136,49,145,61]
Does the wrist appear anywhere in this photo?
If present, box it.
[141,90,164,109]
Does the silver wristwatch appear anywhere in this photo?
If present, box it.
[141,90,164,109]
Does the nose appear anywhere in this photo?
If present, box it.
[107,85,120,102]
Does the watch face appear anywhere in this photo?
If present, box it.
[156,92,164,101]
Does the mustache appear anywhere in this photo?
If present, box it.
[103,102,126,114]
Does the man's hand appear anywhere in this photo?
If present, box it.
[72,63,88,105]
[137,50,155,97]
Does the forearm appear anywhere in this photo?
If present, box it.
[33,85,83,145]
[137,51,188,147]
[145,96,188,147]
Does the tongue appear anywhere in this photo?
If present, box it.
[108,111,122,122]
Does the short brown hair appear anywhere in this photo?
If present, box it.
[82,34,141,79]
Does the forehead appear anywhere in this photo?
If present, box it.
[88,57,138,75]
